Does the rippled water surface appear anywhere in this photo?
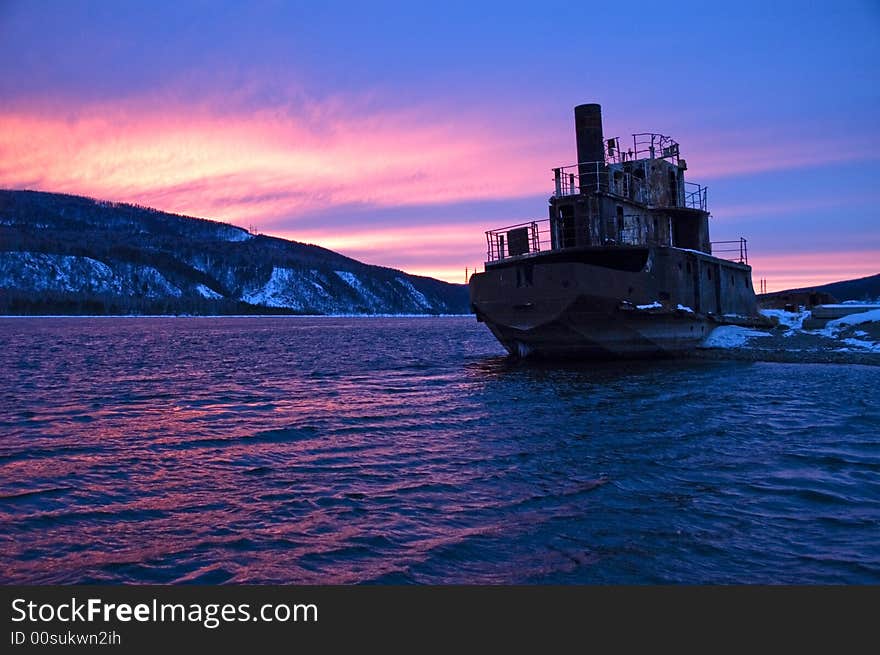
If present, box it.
[1,316,879,584]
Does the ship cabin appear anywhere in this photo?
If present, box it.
[485,104,747,268]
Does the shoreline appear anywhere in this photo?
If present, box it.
[0,313,475,319]
[690,347,880,366]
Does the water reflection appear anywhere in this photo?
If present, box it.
[0,317,878,584]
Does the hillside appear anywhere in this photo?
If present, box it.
[803,273,880,302]
[759,272,880,308]
[0,190,470,315]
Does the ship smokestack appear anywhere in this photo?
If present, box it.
[574,103,605,191]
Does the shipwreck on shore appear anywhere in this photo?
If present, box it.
[469,103,770,358]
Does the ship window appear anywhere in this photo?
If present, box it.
[616,206,624,233]
[707,268,712,280]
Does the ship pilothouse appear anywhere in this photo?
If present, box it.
[470,102,765,359]
[487,104,727,263]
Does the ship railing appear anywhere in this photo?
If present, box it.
[553,163,650,204]
[684,182,708,211]
[631,132,680,163]
[584,133,682,164]
[553,163,708,211]
[485,219,552,262]
[710,238,748,265]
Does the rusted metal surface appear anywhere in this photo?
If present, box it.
[470,103,763,358]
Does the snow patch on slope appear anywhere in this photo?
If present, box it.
[0,252,114,292]
[0,251,181,297]
[395,277,431,310]
[242,267,345,310]
[123,264,182,297]
[220,228,253,242]
[242,267,305,309]
[195,284,223,300]
[335,270,382,310]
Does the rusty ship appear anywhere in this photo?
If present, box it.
[468,103,768,358]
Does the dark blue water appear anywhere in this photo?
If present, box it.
[1,316,878,584]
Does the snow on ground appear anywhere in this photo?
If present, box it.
[217,226,253,242]
[677,304,695,313]
[128,265,182,298]
[823,302,880,308]
[801,308,880,339]
[637,301,661,310]
[242,267,342,310]
[827,308,880,328]
[760,308,809,330]
[0,252,116,293]
[242,267,306,309]
[0,251,182,297]
[395,277,431,310]
[195,284,223,300]
[335,270,382,310]
[701,325,772,349]
[839,338,880,353]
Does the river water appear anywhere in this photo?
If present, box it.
[1,316,878,583]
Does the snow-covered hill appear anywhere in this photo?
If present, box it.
[0,190,469,315]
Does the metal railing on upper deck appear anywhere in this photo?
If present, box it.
[553,163,650,201]
[631,133,680,162]
[485,220,551,262]
[552,163,708,211]
[485,216,662,262]
[684,182,707,211]
[710,238,748,265]
[604,133,681,164]
[484,219,750,265]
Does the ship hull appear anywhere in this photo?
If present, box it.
[478,298,711,358]
[469,246,766,359]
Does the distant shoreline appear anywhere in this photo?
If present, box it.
[0,313,475,319]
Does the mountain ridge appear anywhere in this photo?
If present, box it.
[778,273,880,302]
[0,189,470,315]
[760,273,880,306]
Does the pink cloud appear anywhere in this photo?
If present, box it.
[750,250,879,293]
[0,98,561,225]
[276,223,489,283]
[2,95,876,286]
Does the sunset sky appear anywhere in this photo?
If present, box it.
[1,1,878,289]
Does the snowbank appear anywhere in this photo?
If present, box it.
[839,338,880,353]
[701,326,772,349]
[827,308,880,328]
[760,308,809,330]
